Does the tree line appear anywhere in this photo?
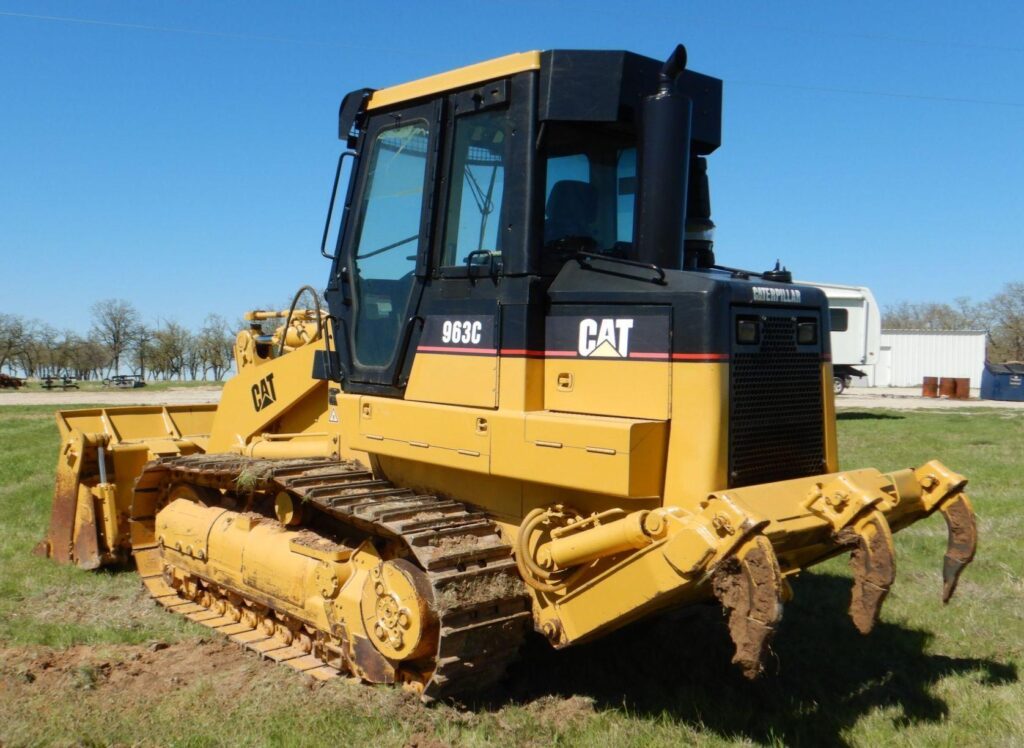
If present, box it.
[0,300,236,381]
[3,281,1021,381]
[882,281,1024,362]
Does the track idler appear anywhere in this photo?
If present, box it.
[711,533,785,678]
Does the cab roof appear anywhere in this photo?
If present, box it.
[344,49,722,154]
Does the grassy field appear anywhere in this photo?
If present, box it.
[0,404,1021,747]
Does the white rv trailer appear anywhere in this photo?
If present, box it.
[798,282,881,394]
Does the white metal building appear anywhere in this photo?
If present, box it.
[862,330,987,387]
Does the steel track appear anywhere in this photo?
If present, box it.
[130,454,532,701]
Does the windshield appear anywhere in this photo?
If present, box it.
[540,123,636,273]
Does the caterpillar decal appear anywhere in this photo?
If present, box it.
[416,315,496,354]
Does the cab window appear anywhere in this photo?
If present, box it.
[441,109,507,268]
[541,123,636,274]
[350,120,430,367]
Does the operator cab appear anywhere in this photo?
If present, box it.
[321,49,727,392]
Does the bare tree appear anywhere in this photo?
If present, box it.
[69,337,109,380]
[0,314,28,373]
[197,315,235,380]
[18,322,58,378]
[90,299,140,375]
[882,299,990,331]
[129,324,153,379]
[986,282,1024,362]
[151,321,192,380]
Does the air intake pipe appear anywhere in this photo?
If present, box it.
[634,45,693,271]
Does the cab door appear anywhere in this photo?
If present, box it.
[404,86,512,408]
[334,100,442,391]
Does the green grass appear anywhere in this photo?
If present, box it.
[0,405,1021,747]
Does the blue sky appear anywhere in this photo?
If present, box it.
[2,1,1022,333]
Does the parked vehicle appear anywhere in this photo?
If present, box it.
[103,374,147,389]
[40,376,80,390]
[0,373,26,389]
[798,282,880,394]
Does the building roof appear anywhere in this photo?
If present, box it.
[881,329,988,336]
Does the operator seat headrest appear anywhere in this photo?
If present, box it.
[545,180,597,243]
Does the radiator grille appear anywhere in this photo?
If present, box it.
[729,313,825,487]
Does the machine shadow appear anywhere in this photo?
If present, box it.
[836,411,905,421]
[490,572,1016,746]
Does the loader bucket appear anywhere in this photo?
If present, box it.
[40,404,216,568]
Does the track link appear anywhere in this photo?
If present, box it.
[130,455,532,701]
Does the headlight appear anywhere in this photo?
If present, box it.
[797,320,817,345]
[736,318,760,345]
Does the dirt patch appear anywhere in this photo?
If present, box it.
[429,533,479,554]
[298,461,364,476]
[410,511,445,523]
[940,494,978,602]
[0,387,222,407]
[837,387,1024,411]
[434,572,526,614]
[0,638,259,703]
[711,539,783,679]
[840,514,896,635]
[520,694,595,726]
[291,530,351,553]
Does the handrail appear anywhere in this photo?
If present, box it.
[320,151,356,260]
[574,251,667,285]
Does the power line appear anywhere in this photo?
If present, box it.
[4,9,1021,109]
[727,78,1024,109]
[0,9,388,50]
[685,16,1024,55]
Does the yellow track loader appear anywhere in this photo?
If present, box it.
[38,45,977,701]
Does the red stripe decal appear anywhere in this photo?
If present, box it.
[417,348,734,361]
[671,353,730,361]
[498,349,547,357]
[416,346,497,355]
[628,352,670,360]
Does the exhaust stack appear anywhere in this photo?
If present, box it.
[634,45,693,271]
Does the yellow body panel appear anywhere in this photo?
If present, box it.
[663,362,729,505]
[822,362,839,471]
[513,411,667,497]
[498,356,545,411]
[544,358,671,420]
[406,352,498,408]
[207,343,325,453]
[367,51,541,111]
[356,396,491,456]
